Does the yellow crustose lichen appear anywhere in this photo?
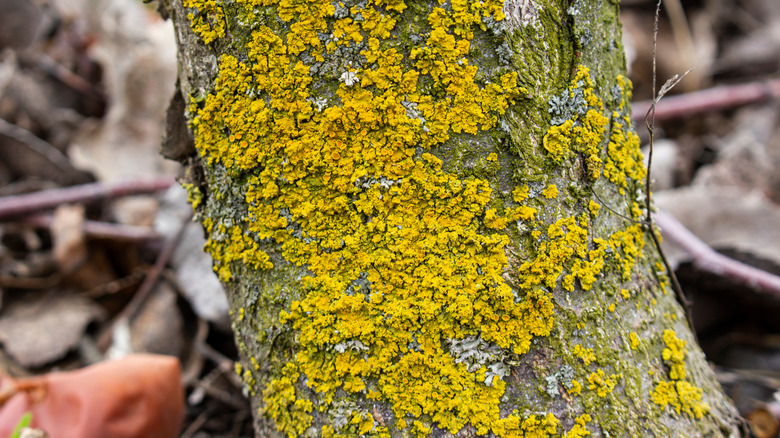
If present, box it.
[572,344,596,365]
[587,369,622,398]
[204,222,273,282]
[184,0,649,436]
[542,68,609,179]
[650,330,710,419]
[603,76,646,194]
[568,379,582,396]
[183,0,225,44]
[542,70,645,191]
[563,414,592,438]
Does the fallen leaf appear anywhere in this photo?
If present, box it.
[51,205,86,275]
[0,294,104,368]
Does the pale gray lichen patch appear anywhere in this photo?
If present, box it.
[448,336,511,387]
[333,340,369,353]
[548,86,588,126]
[544,364,576,398]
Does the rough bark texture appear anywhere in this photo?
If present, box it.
[165,0,742,435]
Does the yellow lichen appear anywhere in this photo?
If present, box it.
[650,330,710,419]
[542,119,573,161]
[603,115,645,194]
[261,363,314,436]
[629,332,640,350]
[587,199,600,217]
[512,185,530,203]
[568,379,582,396]
[606,224,646,281]
[183,0,226,44]
[563,414,592,437]
[242,369,257,395]
[204,224,273,282]
[543,67,608,178]
[542,184,559,199]
[519,413,559,438]
[662,330,687,380]
[587,369,621,397]
[573,344,596,365]
[181,182,203,209]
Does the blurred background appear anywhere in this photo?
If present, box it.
[0,0,778,436]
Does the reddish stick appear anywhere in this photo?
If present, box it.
[0,176,175,220]
[633,79,780,123]
[18,214,162,243]
[654,210,780,297]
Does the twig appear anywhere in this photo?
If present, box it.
[644,0,697,339]
[179,407,214,438]
[97,211,191,350]
[591,189,643,224]
[632,79,780,123]
[654,211,780,297]
[0,274,61,290]
[15,214,162,243]
[196,341,246,390]
[0,117,73,172]
[81,271,146,298]
[34,54,105,103]
[181,318,209,387]
[0,176,175,220]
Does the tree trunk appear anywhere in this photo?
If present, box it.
[165,0,741,435]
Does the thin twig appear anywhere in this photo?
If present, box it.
[644,0,697,339]
[16,213,162,243]
[632,79,780,123]
[645,0,662,226]
[180,407,214,438]
[97,211,191,350]
[591,189,643,224]
[34,54,105,102]
[654,211,780,297]
[0,176,175,220]
[0,117,73,172]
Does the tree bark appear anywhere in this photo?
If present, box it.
[165,0,742,435]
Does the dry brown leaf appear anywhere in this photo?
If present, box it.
[0,294,104,368]
[50,204,86,275]
[63,0,180,182]
[130,282,184,357]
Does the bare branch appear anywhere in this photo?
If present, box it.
[0,176,175,220]
[654,211,780,297]
[632,79,780,123]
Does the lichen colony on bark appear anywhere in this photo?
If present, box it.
[166,0,741,435]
